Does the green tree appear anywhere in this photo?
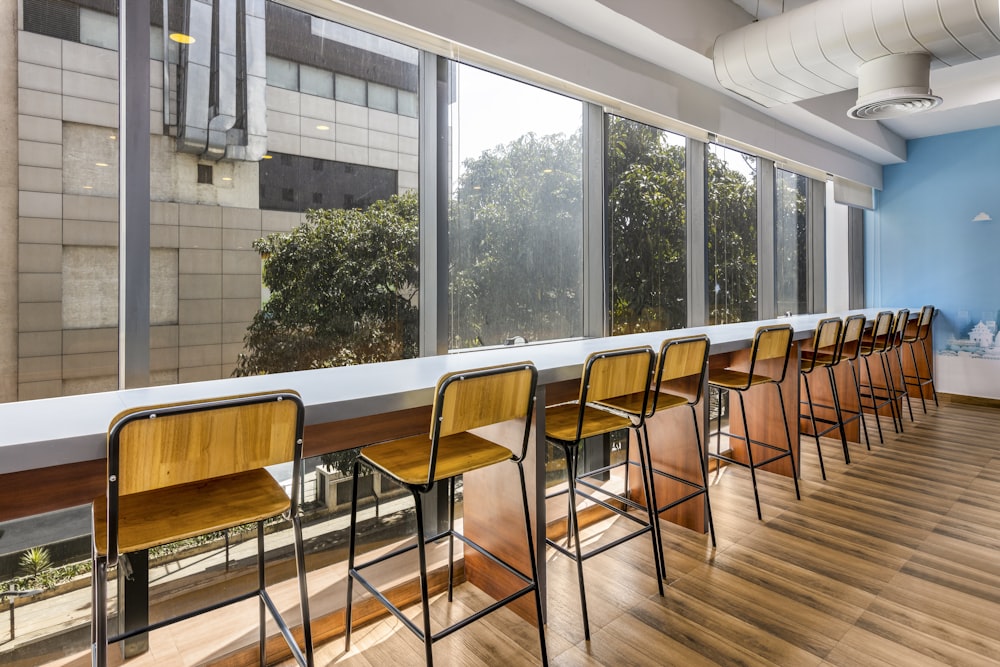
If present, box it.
[450,132,584,347]
[606,117,687,334]
[234,192,419,377]
[706,148,758,324]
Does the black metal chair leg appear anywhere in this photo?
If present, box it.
[640,422,667,577]
[565,446,590,641]
[447,477,456,603]
[690,405,717,548]
[258,522,267,666]
[344,459,362,652]
[734,390,763,520]
[516,460,548,665]
[827,366,851,464]
[634,427,665,594]
[848,360,872,450]
[413,492,434,666]
[774,383,800,500]
[801,373,827,480]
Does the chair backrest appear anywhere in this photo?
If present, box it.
[433,362,537,438]
[110,391,304,497]
[746,324,794,383]
[572,346,655,434]
[839,313,867,362]
[891,308,910,349]
[653,334,710,412]
[802,317,842,373]
[428,362,538,481]
[860,311,894,356]
[912,305,935,342]
[106,391,305,562]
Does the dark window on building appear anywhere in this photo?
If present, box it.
[24,0,81,43]
[259,152,398,213]
[197,164,213,184]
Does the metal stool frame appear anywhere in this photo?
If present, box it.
[344,363,547,666]
[545,346,663,641]
[707,324,800,521]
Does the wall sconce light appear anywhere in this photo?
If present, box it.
[972,212,992,222]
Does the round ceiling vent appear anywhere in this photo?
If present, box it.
[847,53,942,120]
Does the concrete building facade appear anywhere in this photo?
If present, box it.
[10,0,418,401]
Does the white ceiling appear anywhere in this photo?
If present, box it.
[513,0,1000,166]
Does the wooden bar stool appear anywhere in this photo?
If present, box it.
[799,317,847,480]
[902,305,939,412]
[592,335,715,578]
[91,391,314,667]
[647,335,715,566]
[889,308,915,424]
[545,346,662,640]
[708,324,799,520]
[835,313,874,450]
[345,362,546,666]
[858,310,902,436]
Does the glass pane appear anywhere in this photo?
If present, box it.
[448,63,584,348]
[299,63,333,98]
[398,89,418,117]
[266,54,298,90]
[367,81,397,113]
[707,144,758,324]
[607,115,687,334]
[775,168,810,315]
[335,73,366,106]
[80,7,118,50]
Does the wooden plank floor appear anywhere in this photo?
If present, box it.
[306,400,1000,666]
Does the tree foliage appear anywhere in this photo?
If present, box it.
[450,132,583,347]
[706,148,758,324]
[607,117,687,334]
[234,192,419,377]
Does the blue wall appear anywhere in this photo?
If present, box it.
[868,125,1000,396]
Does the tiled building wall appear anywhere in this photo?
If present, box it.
[15,29,416,400]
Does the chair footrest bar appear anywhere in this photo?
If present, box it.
[546,523,652,563]
[108,589,259,644]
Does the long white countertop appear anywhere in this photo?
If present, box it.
[0,309,893,475]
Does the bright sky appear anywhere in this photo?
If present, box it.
[453,63,582,168]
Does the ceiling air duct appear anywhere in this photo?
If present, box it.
[847,52,941,119]
[713,0,1000,117]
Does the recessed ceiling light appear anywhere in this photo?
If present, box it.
[315,124,330,131]
[169,33,195,44]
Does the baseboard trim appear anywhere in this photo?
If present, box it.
[938,392,1000,409]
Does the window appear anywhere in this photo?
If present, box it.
[266,55,298,90]
[299,64,334,98]
[707,144,758,324]
[775,168,810,316]
[367,81,397,113]
[335,73,367,106]
[447,63,584,348]
[606,115,687,334]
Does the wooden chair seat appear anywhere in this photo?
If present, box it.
[362,432,514,486]
[590,391,648,417]
[708,368,773,389]
[545,402,633,442]
[802,351,837,366]
[93,469,289,557]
